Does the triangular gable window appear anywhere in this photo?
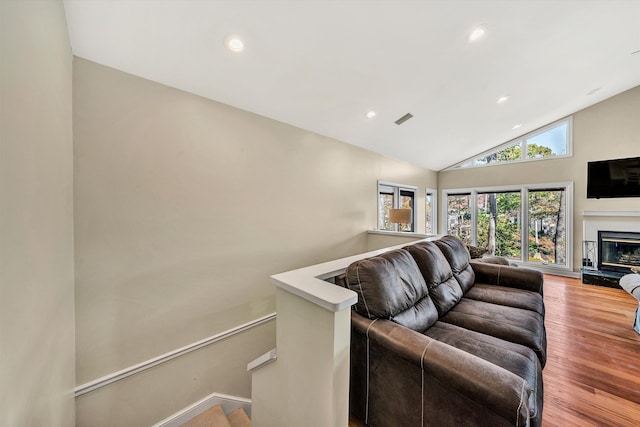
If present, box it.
[445,117,572,170]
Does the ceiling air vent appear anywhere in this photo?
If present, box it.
[395,113,413,125]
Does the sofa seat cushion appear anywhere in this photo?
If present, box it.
[465,284,545,316]
[425,321,543,422]
[441,298,547,367]
[345,248,439,331]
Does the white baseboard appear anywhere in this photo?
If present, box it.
[151,392,252,427]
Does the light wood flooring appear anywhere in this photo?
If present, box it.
[542,275,640,426]
[349,274,640,426]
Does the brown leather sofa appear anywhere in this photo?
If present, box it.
[343,235,546,427]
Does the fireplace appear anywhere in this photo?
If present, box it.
[582,230,640,288]
[581,211,640,288]
[598,230,640,273]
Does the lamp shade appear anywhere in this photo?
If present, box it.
[389,208,411,224]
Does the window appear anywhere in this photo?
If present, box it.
[445,117,572,170]
[446,193,471,244]
[476,191,521,259]
[526,122,569,159]
[425,189,437,234]
[443,183,573,271]
[528,188,567,265]
[378,181,416,232]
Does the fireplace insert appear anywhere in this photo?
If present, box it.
[598,231,640,273]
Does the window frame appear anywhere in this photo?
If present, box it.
[445,192,472,244]
[377,180,417,232]
[441,182,574,273]
[445,117,573,170]
[425,188,437,235]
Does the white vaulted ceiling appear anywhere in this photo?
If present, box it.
[63,0,640,171]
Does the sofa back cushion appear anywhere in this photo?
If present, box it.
[434,235,476,293]
[345,249,438,331]
[404,242,464,316]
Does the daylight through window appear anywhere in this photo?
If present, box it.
[446,193,471,244]
[447,117,572,170]
[425,189,437,234]
[444,183,573,270]
[378,181,417,232]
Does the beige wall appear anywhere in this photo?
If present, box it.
[366,232,430,251]
[0,1,75,425]
[438,85,640,272]
[73,58,436,425]
[75,321,275,427]
[2,2,635,423]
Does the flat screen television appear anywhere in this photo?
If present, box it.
[587,156,640,199]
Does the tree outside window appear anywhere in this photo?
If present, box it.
[425,190,436,234]
[378,181,417,232]
[528,189,566,265]
[476,191,521,259]
[446,117,572,170]
[447,194,471,244]
[444,183,571,270]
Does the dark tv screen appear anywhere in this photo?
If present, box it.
[587,156,640,199]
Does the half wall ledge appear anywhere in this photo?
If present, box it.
[269,234,440,312]
[255,235,439,426]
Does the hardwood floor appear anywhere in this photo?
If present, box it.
[542,275,640,427]
[349,274,640,426]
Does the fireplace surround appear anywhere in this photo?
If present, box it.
[581,211,640,289]
[598,231,640,273]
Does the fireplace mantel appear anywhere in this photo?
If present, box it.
[582,213,640,242]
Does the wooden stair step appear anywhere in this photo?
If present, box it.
[227,408,251,427]
[180,404,231,427]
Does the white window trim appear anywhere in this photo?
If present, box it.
[441,182,574,273]
[444,117,573,170]
[377,180,418,232]
[425,187,438,235]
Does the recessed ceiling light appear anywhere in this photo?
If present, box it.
[497,95,510,104]
[512,124,522,130]
[468,25,486,42]
[224,35,245,52]
[365,111,377,119]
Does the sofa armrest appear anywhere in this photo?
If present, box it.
[471,261,544,295]
[351,313,531,426]
[471,255,511,266]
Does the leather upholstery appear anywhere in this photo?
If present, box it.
[472,255,511,265]
[404,242,464,317]
[434,235,476,293]
[345,249,439,332]
[441,298,547,367]
[465,284,545,316]
[472,261,544,295]
[425,321,542,425]
[345,235,546,427]
[351,312,533,427]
